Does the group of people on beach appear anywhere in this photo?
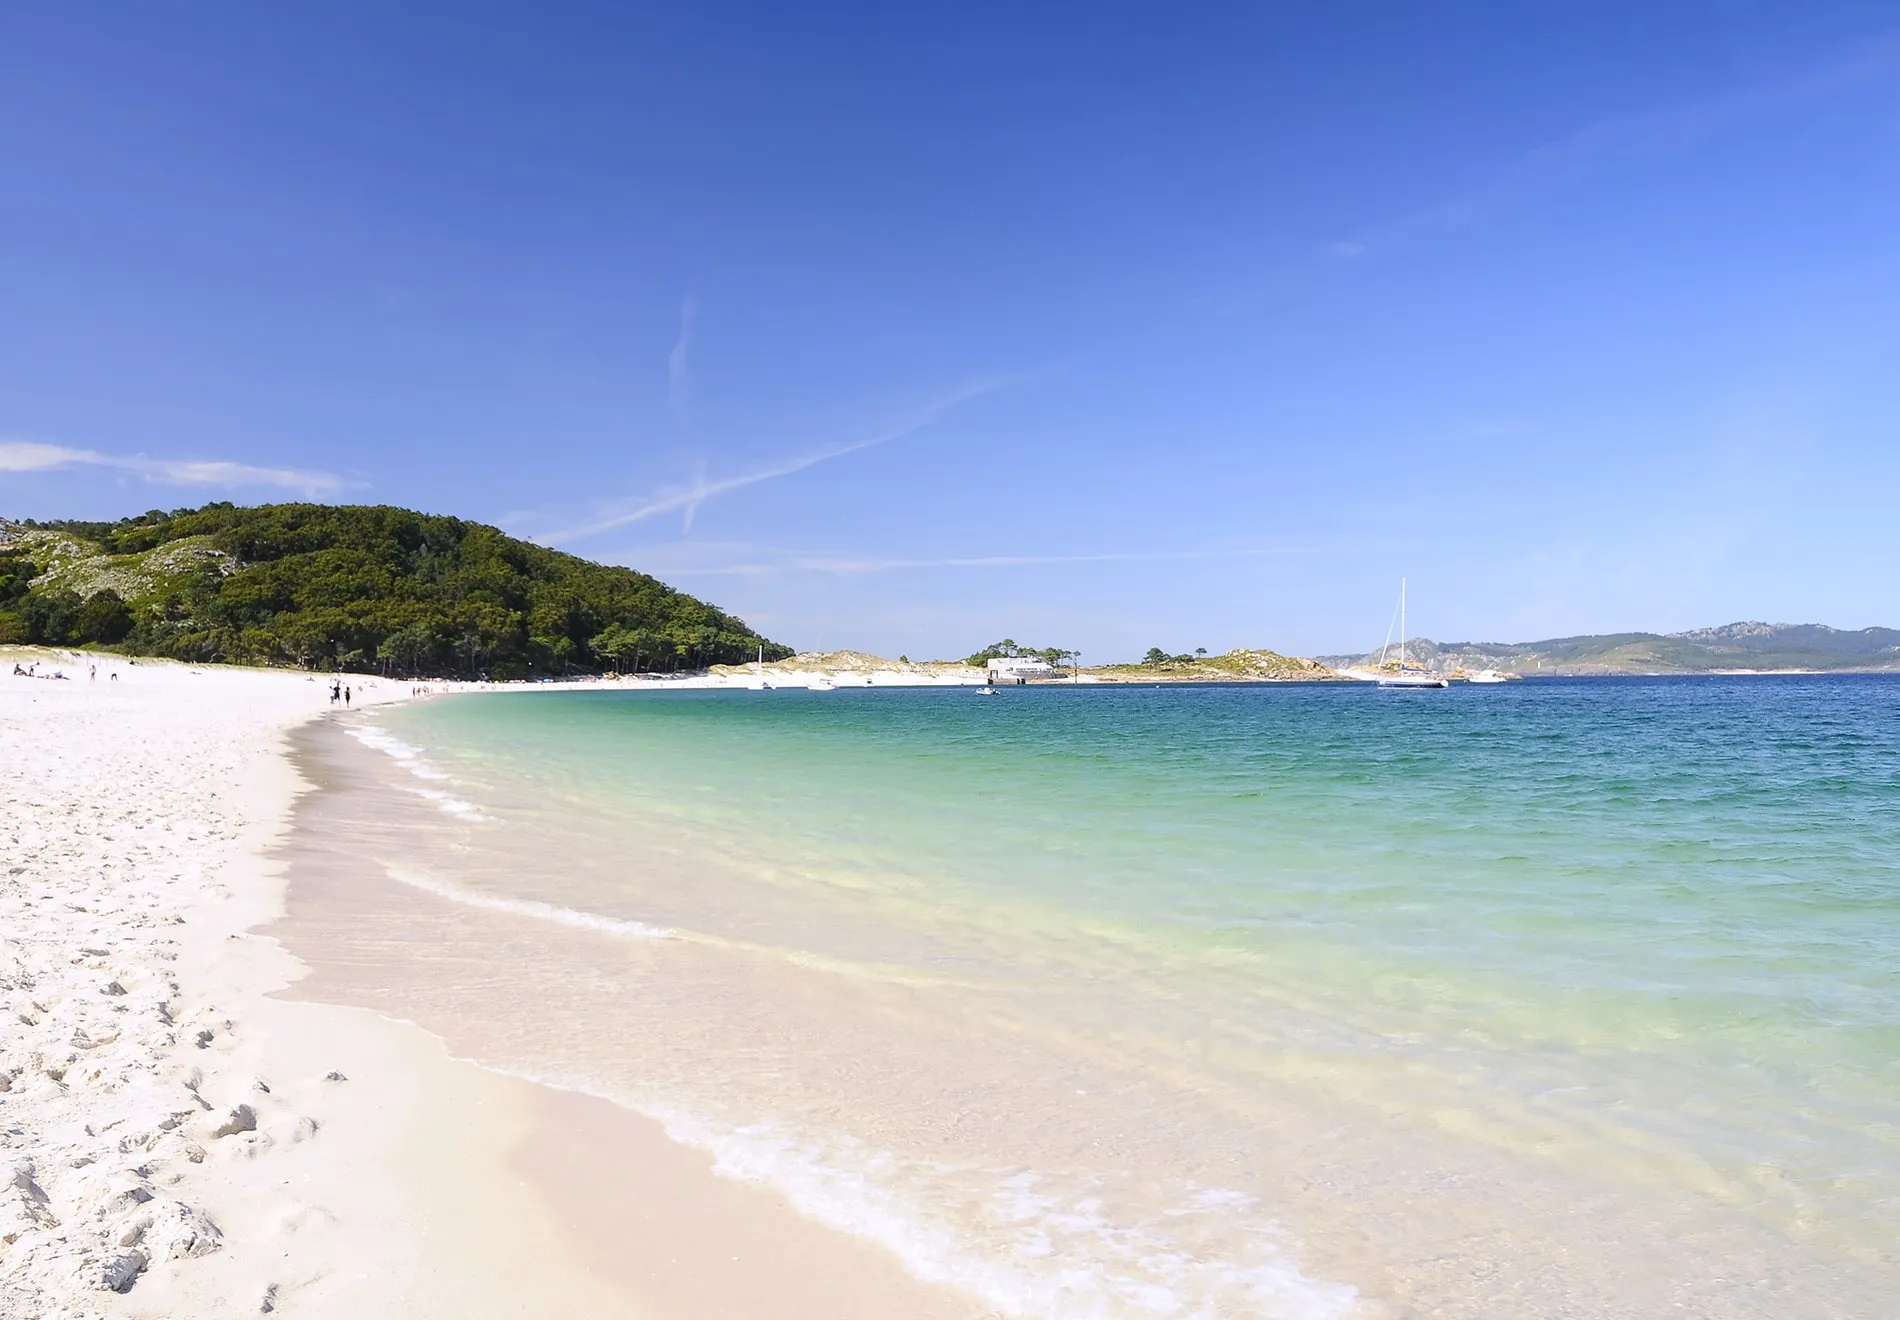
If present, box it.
[320,678,440,704]
[9,659,120,681]
[9,661,95,681]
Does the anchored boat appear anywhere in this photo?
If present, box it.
[1378,579,1449,689]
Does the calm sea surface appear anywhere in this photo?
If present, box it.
[308,676,1900,1317]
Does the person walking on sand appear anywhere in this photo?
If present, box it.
[330,680,340,704]
[343,685,352,706]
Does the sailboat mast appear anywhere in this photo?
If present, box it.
[1400,577,1407,668]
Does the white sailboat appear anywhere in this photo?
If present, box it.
[1378,579,1449,689]
[748,642,773,690]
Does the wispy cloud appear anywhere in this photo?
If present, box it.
[1220,31,1900,305]
[633,544,1320,577]
[542,375,1017,543]
[1365,61,1867,252]
[668,293,697,414]
[0,440,348,495]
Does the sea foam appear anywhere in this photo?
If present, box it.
[658,1114,1358,1320]
[345,720,491,820]
[345,721,451,780]
[406,786,489,822]
[485,1067,1357,1320]
[383,864,673,939]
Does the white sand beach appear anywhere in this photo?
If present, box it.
[0,652,985,1320]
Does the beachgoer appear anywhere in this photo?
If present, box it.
[343,685,352,706]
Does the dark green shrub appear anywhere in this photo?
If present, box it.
[76,590,134,644]
[21,588,83,645]
[0,553,37,605]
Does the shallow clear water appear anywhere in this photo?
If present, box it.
[307,677,1900,1317]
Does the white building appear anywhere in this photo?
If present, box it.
[987,656,1059,683]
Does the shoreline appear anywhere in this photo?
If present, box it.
[268,715,995,1320]
[258,675,1899,1318]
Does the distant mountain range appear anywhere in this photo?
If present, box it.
[1321,622,1900,675]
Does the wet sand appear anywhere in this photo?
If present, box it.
[269,715,990,1320]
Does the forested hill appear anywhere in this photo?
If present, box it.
[0,502,791,678]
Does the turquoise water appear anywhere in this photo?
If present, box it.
[344,676,1900,1317]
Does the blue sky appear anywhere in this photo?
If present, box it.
[3,4,1898,659]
